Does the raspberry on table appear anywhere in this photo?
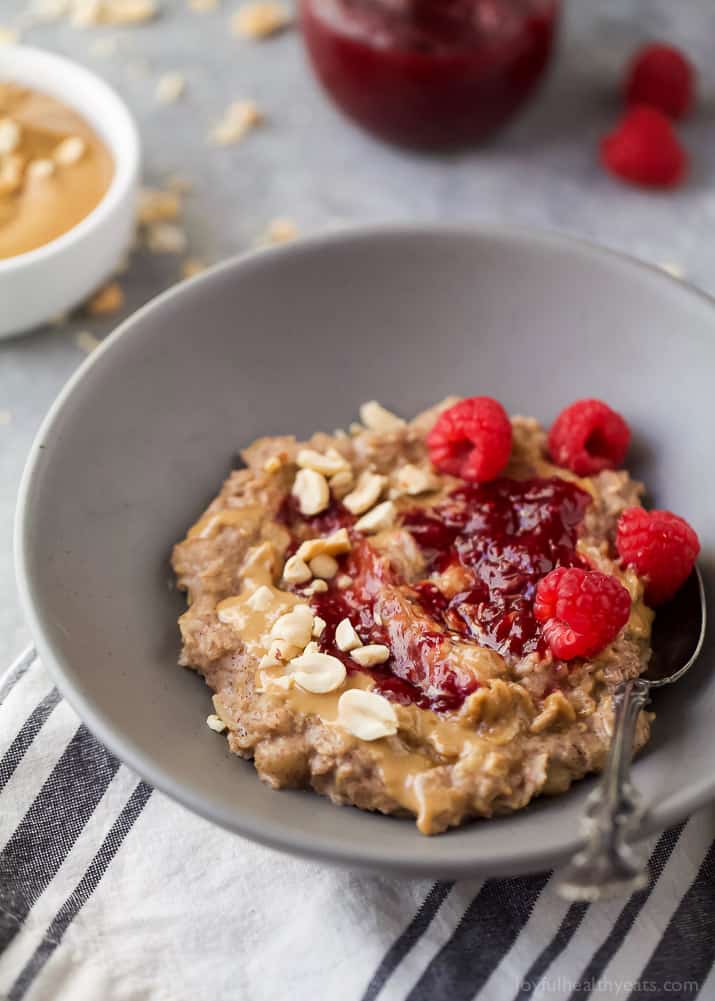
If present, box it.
[547,398,630,476]
[600,105,688,189]
[616,507,700,606]
[626,43,695,120]
[426,396,512,483]
[534,567,632,661]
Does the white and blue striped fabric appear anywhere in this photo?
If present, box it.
[1,648,713,1001]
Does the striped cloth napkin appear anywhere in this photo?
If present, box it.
[1,648,714,1001]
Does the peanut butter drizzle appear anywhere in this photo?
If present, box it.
[216,541,298,654]
[213,548,477,822]
[264,673,440,818]
[188,508,257,540]
[0,83,114,259]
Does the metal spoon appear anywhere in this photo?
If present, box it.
[555,566,707,902]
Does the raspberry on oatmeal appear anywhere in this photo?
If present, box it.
[616,507,700,606]
[534,567,632,660]
[548,398,630,476]
[426,396,512,482]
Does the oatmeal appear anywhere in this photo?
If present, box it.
[172,397,670,835]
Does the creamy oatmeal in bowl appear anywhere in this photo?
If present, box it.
[172,394,699,835]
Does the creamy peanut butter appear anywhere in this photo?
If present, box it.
[0,83,114,259]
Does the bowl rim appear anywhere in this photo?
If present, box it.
[14,223,715,876]
[0,44,140,274]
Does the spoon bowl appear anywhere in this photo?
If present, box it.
[647,567,707,687]
[556,565,707,901]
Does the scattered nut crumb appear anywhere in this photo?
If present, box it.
[71,0,158,27]
[336,574,352,589]
[210,100,262,145]
[296,528,351,563]
[156,72,185,104]
[0,155,23,196]
[26,158,55,181]
[283,554,312,585]
[146,221,188,254]
[393,463,439,497]
[329,469,354,499]
[54,136,86,166]
[166,173,192,194]
[231,2,290,39]
[335,618,362,652]
[337,688,397,740]
[135,182,198,265]
[354,500,397,535]
[86,281,124,316]
[0,118,21,156]
[74,330,101,354]
[292,467,330,517]
[25,0,68,23]
[359,400,406,432]
[350,644,390,668]
[343,470,387,515]
[137,187,181,224]
[264,217,298,245]
[181,257,206,279]
[309,553,339,580]
[0,27,20,45]
[263,454,284,473]
[70,0,102,26]
[206,713,227,732]
[296,447,349,477]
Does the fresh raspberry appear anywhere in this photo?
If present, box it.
[426,397,512,483]
[616,507,700,605]
[548,399,630,476]
[600,106,688,189]
[534,567,631,661]
[626,44,695,120]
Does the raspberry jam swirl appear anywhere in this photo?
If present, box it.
[295,476,591,712]
[403,477,592,658]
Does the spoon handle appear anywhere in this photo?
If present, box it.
[555,677,652,902]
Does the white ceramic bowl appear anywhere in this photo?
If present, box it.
[0,46,140,339]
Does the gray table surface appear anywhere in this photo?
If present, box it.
[2,0,715,666]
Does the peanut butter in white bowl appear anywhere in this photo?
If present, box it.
[0,46,139,339]
[0,83,114,259]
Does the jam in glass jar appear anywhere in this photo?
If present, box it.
[300,0,560,148]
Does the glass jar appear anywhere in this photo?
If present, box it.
[300,0,560,149]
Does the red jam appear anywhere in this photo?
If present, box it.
[310,540,475,711]
[300,0,560,148]
[402,477,591,657]
[287,476,589,712]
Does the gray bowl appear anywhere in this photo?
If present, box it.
[15,225,715,878]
